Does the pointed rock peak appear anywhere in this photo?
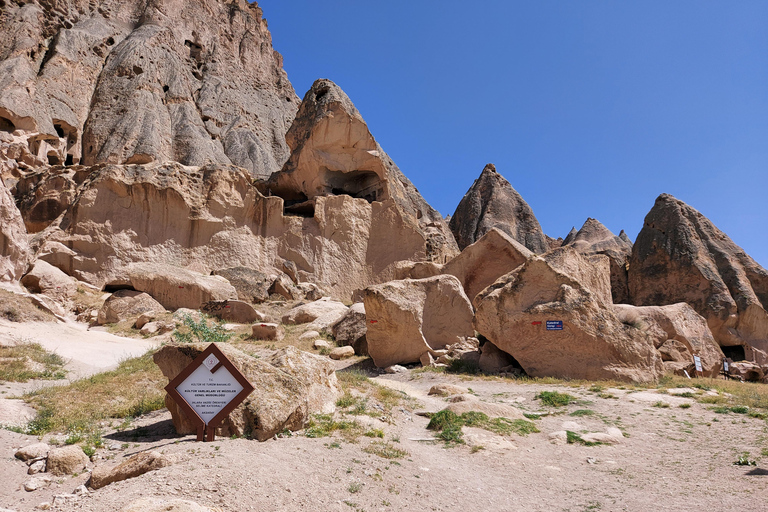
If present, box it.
[449,164,548,253]
[562,227,579,246]
[571,218,616,244]
[619,230,632,244]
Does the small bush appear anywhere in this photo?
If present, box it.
[734,454,757,466]
[652,401,670,408]
[570,409,595,417]
[172,314,233,344]
[566,430,601,446]
[678,403,692,409]
[536,391,575,407]
[363,441,409,459]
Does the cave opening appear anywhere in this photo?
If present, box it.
[0,117,16,133]
[323,169,384,203]
[722,345,746,362]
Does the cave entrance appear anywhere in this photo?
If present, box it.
[721,345,746,362]
[324,169,384,203]
[0,117,15,133]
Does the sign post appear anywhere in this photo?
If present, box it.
[693,355,703,377]
[546,320,563,331]
[165,344,254,442]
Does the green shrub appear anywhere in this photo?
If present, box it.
[536,391,575,407]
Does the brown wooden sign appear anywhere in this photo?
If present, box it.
[165,344,254,442]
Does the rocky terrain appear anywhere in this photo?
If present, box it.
[1,0,768,511]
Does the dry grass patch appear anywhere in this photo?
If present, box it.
[0,341,66,381]
[0,289,56,322]
[22,350,166,436]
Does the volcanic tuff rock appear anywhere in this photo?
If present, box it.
[0,177,30,281]
[474,247,664,382]
[442,228,532,305]
[0,0,296,179]
[260,79,458,264]
[629,194,768,356]
[363,275,474,368]
[449,163,548,253]
[564,218,633,304]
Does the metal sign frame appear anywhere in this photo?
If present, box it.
[165,343,255,442]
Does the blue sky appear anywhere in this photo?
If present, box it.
[258,1,768,267]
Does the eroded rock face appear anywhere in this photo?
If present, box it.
[153,343,340,441]
[363,275,474,368]
[474,247,664,383]
[0,178,30,281]
[629,194,768,356]
[449,163,548,253]
[0,0,296,178]
[97,289,166,325]
[442,228,532,305]
[564,218,633,304]
[613,303,724,377]
[261,79,458,264]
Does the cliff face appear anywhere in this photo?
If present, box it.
[0,0,297,180]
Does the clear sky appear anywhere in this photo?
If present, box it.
[258,1,768,267]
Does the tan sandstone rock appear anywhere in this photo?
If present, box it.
[46,445,89,476]
[331,303,368,355]
[0,178,30,281]
[20,260,78,302]
[613,303,724,377]
[364,275,474,368]
[97,289,166,325]
[15,443,50,462]
[474,247,664,382]
[201,300,262,324]
[89,451,171,490]
[442,228,532,304]
[153,343,340,441]
[251,323,284,341]
[282,297,349,331]
[629,194,768,359]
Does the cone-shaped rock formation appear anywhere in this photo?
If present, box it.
[449,164,548,253]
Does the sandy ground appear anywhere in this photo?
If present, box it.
[1,320,767,512]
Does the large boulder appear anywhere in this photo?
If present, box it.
[211,267,272,304]
[107,263,237,310]
[449,163,548,253]
[89,451,171,490]
[331,303,368,355]
[0,178,30,281]
[20,260,77,302]
[474,247,664,382]
[46,445,89,476]
[613,303,725,377]
[363,275,474,368]
[0,0,296,179]
[629,194,768,358]
[201,300,262,324]
[97,289,166,325]
[442,228,532,304]
[153,343,340,441]
[563,218,633,304]
[281,297,349,331]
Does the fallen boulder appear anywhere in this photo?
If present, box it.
[46,445,89,476]
[201,300,262,324]
[282,297,348,331]
[97,289,166,325]
[211,267,272,303]
[364,275,474,368]
[331,303,368,355]
[474,247,664,382]
[89,451,171,489]
[20,261,77,302]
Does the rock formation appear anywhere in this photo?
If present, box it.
[629,194,768,358]
[0,177,30,281]
[442,228,532,305]
[613,303,724,377]
[449,163,548,253]
[564,218,633,304]
[474,247,664,382]
[260,79,458,264]
[364,275,474,368]
[0,0,297,179]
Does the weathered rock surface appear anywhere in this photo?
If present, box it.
[474,247,664,382]
[251,322,283,341]
[442,228,532,304]
[107,262,237,310]
[0,0,296,179]
[89,451,171,490]
[449,163,548,253]
[260,79,458,265]
[153,343,340,441]
[211,267,272,304]
[20,260,77,301]
[613,303,724,377]
[282,297,348,331]
[46,445,89,476]
[564,218,633,304]
[364,275,474,368]
[629,194,768,357]
[441,394,526,420]
[15,443,50,462]
[331,303,368,355]
[201,299,261,324]
[97,289,166,325]
[0,178,30,281]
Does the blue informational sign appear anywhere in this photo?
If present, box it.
[546,320,563,331]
